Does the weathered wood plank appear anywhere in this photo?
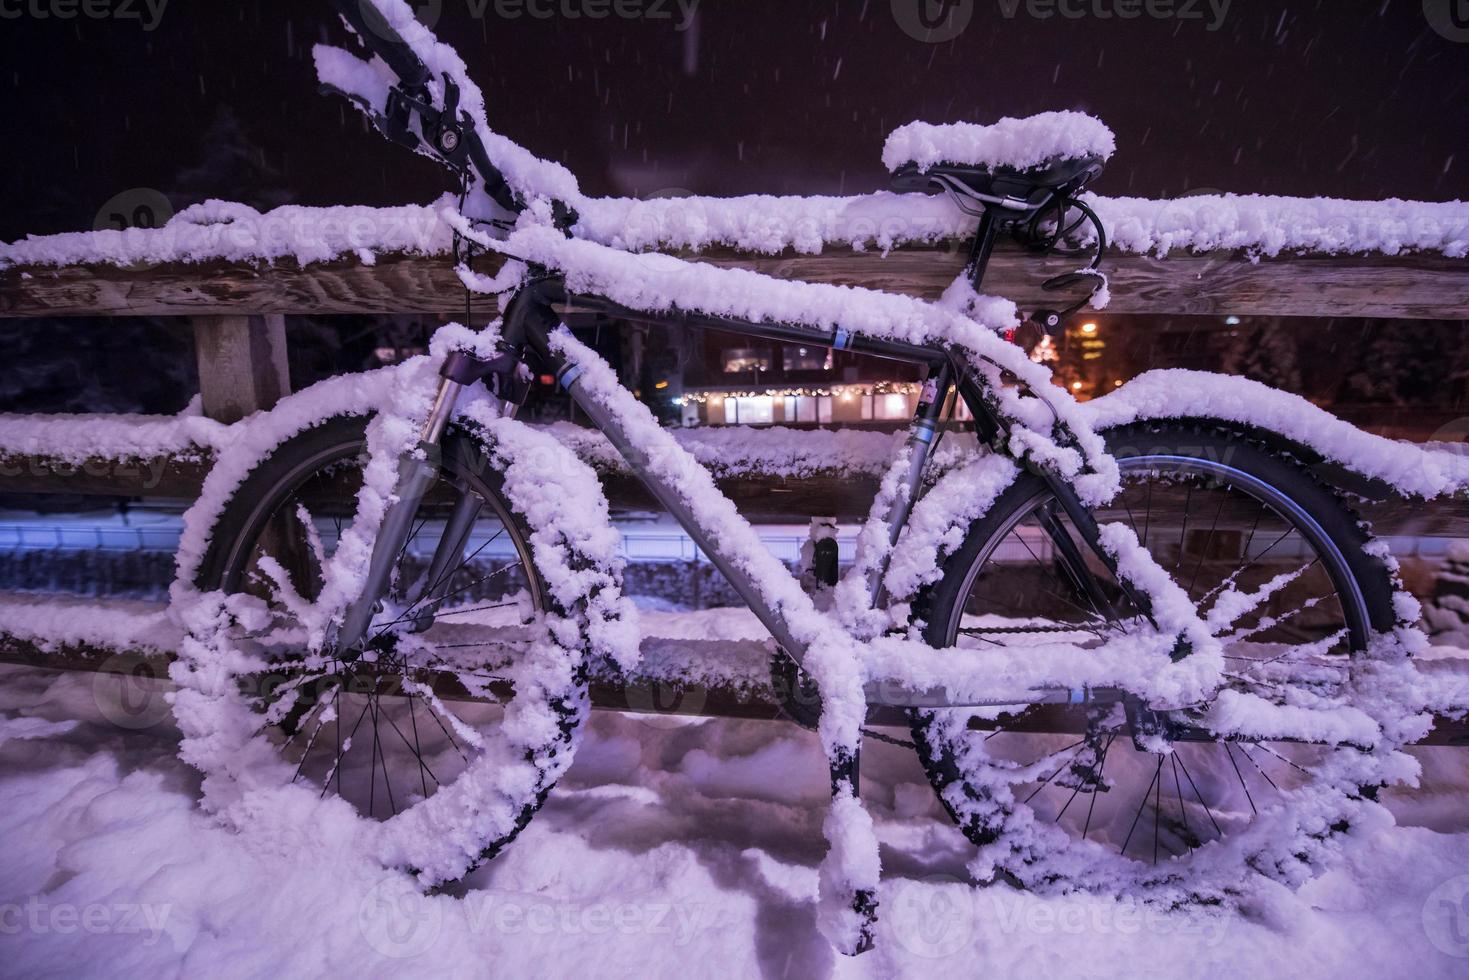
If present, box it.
[191,314,291,423]
[0,452,209,498]
[0,634,793,725]
[4,635,1467,743]
[4,449,1469,535]
[3,242,1466,320]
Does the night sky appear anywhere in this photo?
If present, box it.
[2,1,1467,243]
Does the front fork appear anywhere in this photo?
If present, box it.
[331,376,470,655]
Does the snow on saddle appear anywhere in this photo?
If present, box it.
[884,111,1114,211]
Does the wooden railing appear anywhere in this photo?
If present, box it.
[6,240,1469,319]
[4,240,1468,522]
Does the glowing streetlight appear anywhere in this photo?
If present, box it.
[1080,322,1098,335]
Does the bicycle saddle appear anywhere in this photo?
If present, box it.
[883,112,1113,211]
[889,156,1104,210]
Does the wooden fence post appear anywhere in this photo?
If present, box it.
[191,314,291,423]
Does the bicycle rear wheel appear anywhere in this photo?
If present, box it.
[913,422,1407,893]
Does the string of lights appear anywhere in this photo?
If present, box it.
[673,381,923,406]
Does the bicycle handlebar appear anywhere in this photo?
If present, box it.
[325,0,540,221]
[328,0,430,92]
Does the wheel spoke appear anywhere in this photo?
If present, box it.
[1022,739,1088,804]
[1010,528,1115,636]
[1122,755,1164,856]
[1185,489,1230,597]
[1223,741,1258,814]
[1172,484,1193,573]
[1175,747,1224,837]
[1170,754,1193,854]
[1237,744,1280,792]
[1081,733,1116,839]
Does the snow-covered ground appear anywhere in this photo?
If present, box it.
[5,607,1469,978]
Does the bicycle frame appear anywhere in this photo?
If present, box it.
[332,215,1150,712]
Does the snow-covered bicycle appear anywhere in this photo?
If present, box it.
[170,0,1441,954]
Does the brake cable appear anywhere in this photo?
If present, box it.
[1014,193,1109,332]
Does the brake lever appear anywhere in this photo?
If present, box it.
[318,82,423,154]
[324,15,573,234]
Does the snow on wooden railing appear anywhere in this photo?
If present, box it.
[4,239,1468,320]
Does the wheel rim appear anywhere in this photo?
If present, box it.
[216,432,545,821]
[933,452,1372,865]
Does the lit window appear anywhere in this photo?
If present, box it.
[728,396,774,425]
[877,393,911,419]
[782,346,831,371]
[722,348,772,373]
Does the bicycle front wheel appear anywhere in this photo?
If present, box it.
[182,413,587,883]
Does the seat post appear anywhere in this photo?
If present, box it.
[964,207,1001,290]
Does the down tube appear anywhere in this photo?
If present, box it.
[556,365,811,665]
